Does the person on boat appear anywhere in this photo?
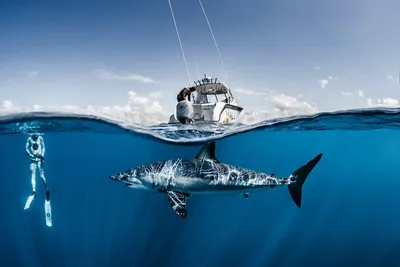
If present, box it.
[177,86,196,102]
[24,133,52,227]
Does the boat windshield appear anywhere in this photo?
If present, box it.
[196,93,208,103]
[196,93,229,104]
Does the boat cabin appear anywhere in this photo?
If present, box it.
[192,74,235,104]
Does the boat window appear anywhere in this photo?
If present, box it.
[196,93,229,103]
[197,93,208,103]
[215,94,229,103]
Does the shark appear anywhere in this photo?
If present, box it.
[109,141,323,219]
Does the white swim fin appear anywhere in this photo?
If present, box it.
[45,199,52,227]
[24,193,35,210]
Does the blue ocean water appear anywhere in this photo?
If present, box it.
[1,108,400,267]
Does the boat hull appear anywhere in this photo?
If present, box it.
[169,100,243,124]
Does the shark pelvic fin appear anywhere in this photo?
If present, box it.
[167,191,191,219]
[195,142,220,163]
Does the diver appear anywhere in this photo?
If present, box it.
[177,86,196,102]
[24,133,52,227]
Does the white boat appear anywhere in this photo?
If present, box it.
[168,74,243,124]
[167,0,244,125]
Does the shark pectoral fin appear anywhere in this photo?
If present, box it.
[167,191,190,219]
[195,142,220,163]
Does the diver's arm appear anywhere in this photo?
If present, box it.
[40,136,45,157]
[25,139,34,158]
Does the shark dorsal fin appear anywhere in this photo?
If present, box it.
[195,142,219,163]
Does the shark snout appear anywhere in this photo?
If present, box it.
[109,173,128,181]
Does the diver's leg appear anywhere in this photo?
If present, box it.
[24,162,37,210]
[38,160,48,189]
[38,161,52,227]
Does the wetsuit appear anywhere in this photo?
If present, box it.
[24,134,52,227]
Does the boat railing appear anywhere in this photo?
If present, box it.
[193,77,218,86]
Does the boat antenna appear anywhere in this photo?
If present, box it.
[167,0,192,86]
[195,60,200,80]
[198,0,228,84]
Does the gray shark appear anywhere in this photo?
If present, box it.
[109,142,322,219]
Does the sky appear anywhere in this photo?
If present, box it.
[1,0,400,125]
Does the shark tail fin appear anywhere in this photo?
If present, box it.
[288,153,323,208]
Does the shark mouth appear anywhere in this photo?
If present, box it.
[123,179,143,189]
[111,176,143,187]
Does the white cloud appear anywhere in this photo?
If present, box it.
[366,97,400,107]
[27,71,38,78]
[94,68,156,84]
[267,93,318,116]
[339,89,398,110]
[318,75,338,89]
[318,79,329,89]
[237,93,317,124]
[0,91,168,126]
[233,88,269,96]
[341,91,353,97]
[387,75,394,82]
[1,100,15,110]
[33,105,41,111]
[0,100,21,114]
[349,89,399,108]
[315,66,320,70]
[4,85,397,128]
[58,91,167,126]
[147,92,163,99]
[340,89,364,98]
[229,86,318,124]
